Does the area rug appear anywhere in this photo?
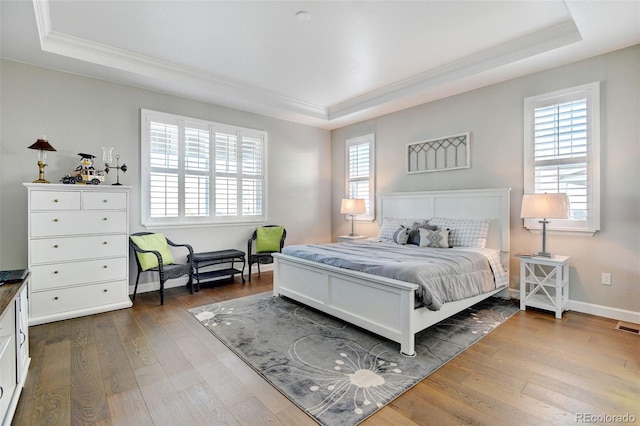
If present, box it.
[188,293,518,425]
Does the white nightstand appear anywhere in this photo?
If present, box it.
[519,255,570,319]
[337,235,369,243]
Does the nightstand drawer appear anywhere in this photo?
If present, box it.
[337,235,369,243]
[30,190,80,211]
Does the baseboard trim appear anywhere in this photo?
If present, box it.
[509,289,640,323]
[568,300,640,324]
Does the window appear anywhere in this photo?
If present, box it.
[523,82,600,234]
[141,109,266,226]
[345,134,375,221]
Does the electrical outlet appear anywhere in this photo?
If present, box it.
[602,272,611,285]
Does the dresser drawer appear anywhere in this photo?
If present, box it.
[30,280,128,318]
[30,211,127,237]
[30,190,80,211]
[83,191,127,210]
[30,234,128,264]
[30,257,127,291]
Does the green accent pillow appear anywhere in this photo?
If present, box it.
[256,226,284,253]
[130,233,175,271]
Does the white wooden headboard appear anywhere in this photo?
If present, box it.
[378,188,511,271]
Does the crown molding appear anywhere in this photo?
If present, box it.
[31,0,582,127]
[32,0,328,122]
[327,20,582,121]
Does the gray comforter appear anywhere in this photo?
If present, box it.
[281,241,508,310]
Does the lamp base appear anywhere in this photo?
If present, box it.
[32,179,50,184]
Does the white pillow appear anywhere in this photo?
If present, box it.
[378,217,425,240]
[428,217,490,248]
[419,228,450,248]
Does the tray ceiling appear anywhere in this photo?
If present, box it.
[2,1,639,129]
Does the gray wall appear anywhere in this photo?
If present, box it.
[0,60,332,290]
[331,45,640,314]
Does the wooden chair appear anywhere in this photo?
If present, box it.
[129,232,194,305]
[247,225,286,282]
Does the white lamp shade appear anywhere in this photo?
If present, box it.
[340,198,366,215]
[520,193,570,219]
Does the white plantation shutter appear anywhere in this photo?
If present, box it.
[184,125,210,217]
[524,82,600,233]
[149,121,179,218]
[141,110,266,225]
[214,131,238,217]
[345,134,375,221]
[241,133,264,216]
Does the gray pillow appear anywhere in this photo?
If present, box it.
[407,221,437,245]
[419,228,450,248]
[392,226,411,245]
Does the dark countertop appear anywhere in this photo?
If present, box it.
[0,277,27,320]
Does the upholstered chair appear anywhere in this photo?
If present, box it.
[129,232,194,305]
[247,225,286,282]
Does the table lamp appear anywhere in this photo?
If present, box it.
[28,137,57,183]
[341,198,366,237]
[520,193,569,257]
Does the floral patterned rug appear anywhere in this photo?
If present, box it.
[188,292,518,425]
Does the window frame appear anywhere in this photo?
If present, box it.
[345,133,375,222]
[523,82,600,235]
[141,109,267,227]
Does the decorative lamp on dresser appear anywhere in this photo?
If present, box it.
[24,183,132,325]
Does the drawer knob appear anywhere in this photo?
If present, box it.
[103,217,108,221]
[103,199,108,203]
[54,270,59,274]
[103,265,108,269]
[54,296,59,300]
[53,199,59,203]
[54,244,59,248]
[103,241,108,245]
[53,218,59,222]
[103,289,108,293]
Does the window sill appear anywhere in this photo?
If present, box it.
[143,220,266,230]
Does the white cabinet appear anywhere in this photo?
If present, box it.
[519,255,570,319]
[25,184,132,325]
[0,279,29,426]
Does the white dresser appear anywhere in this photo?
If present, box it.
[24,184,132,325]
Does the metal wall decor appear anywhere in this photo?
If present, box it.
[407,132,470,174]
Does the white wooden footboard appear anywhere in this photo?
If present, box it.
[273,252,419,356]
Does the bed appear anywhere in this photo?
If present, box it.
[272,188,511,356]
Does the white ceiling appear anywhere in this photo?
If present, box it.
[2,1,639,129]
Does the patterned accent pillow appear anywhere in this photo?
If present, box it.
[428,217,490,248]
[378,217,426,240]
[418,228,450,248]
[392,226,411,245]
[407,221,437,245]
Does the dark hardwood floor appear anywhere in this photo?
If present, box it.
[13,272,639,425]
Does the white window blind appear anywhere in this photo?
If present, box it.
[524,82,600,233]
[345,134,375,221]
[142,110,266,226]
